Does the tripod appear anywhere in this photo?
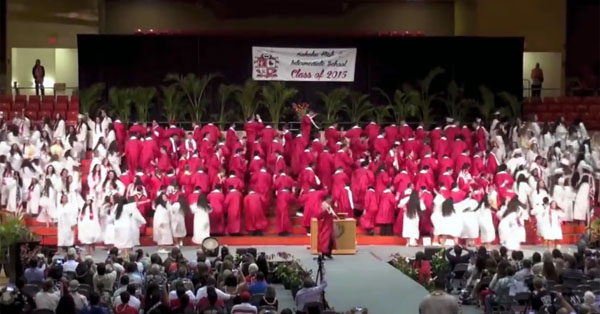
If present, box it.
[315,255,330,310]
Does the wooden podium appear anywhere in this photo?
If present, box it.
[310,216,356,255]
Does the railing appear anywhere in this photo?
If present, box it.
[12,82,77,96]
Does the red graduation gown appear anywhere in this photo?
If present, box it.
[124,138,142,174]
[250,170,273,197]
[275,189,295,233]
[364,122,380,143]
[298,189,327,227]
[486,153,499,175]
[157,152,174,173]
[419,190,434,235]
[244,192,268,232]
[223,175,245,193]
[384,125,399,145]
[140,138,159,172]
[399,124,413,141]
[223,189,243,234]
[228,154,247,179]
[333,187,354,218]
[316,151,334,190]
[297,168,319,193]
[273,173,294,191]
[393,172,412,194]
[350,167,374,208]
[375,190,396,225]
[317,209,336,254]
[192,170,210,194]
[207,189,225,234]
[300,115,315,139]
[113,120,127,152]
[360,188,378,229]
[200,123,221,145]
[325,127,341,150]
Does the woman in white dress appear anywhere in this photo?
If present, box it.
[107,142,122,176]
[474,194,496,246]
[191,192,212,245]
[113,197,146,257]
[436,197,461,246]
[77,197,101,254]
[92,116,105,150]
[171,195,189,247]
[574,174,592,225]
[93,137,108,161]
[56,193,77,251]
[401,190,423,246]
[531,179,550,210]
[430,189,446,246]
[497,197,526,250]
[153,193,174,250]
[515,174,532,212]
[538,200,564,249]
[87,163,103,201]
[26,178,41,215]
[9,144,23,171]
[456,196,480,247]
[531,196,550,247]
[2,168,19,213]
[37,178,57,226]
[101,170,125,200]
[53,113,66,140]
[99,196,116,248]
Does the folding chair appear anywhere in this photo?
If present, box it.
[449,263,469,292]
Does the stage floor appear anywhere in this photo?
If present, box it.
[83,244,572,314]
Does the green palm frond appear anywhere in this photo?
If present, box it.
[344,91,373,124]
[498,91,522,123]
[318,87,350,126]
[132,86,156,123]
[161,84,186,123]
[262,81,298,128]
[164,72,220,123]
[108,87,133,125]
[218,84,240,128]
[79,83,105,115]
[478,85,497,124]
[234,79,262,121]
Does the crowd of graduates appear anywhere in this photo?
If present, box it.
[1,107,597,255]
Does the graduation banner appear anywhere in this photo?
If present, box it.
[252,46,357,82]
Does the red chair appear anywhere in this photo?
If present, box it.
[566,112,579,123]
[38,111,51,121]
[54,111,67,119]
[26,98,40,111]
[14,95,26,102]
[0,100,10,112]
[56,95,68,103]
[534,103,547,113]
[9,110,20,120]
[25,110,37,121]
[547,103,562,113]
[66,111,79,122]
[55,101,68,111]
[68,100,79,111]
[0,95,11,102]
[12,100,25,111]
[42,95,54,103]
[576,104,588,113]
[543,97,556,104]
[539,112,552,122]
[40,100,54,111]
[583,96,600,104]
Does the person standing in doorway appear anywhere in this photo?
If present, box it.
[531,63,544,98]
[32,59,45,96]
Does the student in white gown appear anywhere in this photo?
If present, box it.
[401,189,423,247]
[430,188,447,246]
[531,179,550,210]
[574,174,592,225]
[497,197,527,250]
[107,142,121,176]
[113,197,146,257]
[37,178,57,226]
[101,170,125,200]
[92,116,105,150]
[436,197,461,246]
[456,196,480,247]
[2,169,20,213]
[77,197,101,254]
[87,163,103,201]
[515,174,532,211]
[26,178,41,215]
[9,144,23,171]
[171,195,189,247]
[53,114,66,140]
[191,190,212,245]
[474,194,496,246]
[99,196,115,247]
[56,193,77,251]
[153,193,174,251]
[93,137,108,162]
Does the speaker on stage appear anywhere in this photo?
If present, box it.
[424,247,443,260]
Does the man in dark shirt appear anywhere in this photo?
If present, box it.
[32,59,45,96]
[445,245,472,270]
[559,255,585,288]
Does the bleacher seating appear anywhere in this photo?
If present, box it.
[0,94,81,123]
[523,96,600,129]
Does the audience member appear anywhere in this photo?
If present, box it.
[249,272,269,295]
[258,285,278,310]
[34,279,61,311]
[68,280,89,310]
[419,276,458,314]
[56,294,77,314]
[63,248,80,272]
[295,275,327,314]
[231,291,257,314]
[114,291,138,314]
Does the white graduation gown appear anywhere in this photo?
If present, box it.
[100,204,115,245]
[153,204,173,246]
[191,204,211,244]
[113,203,146,249]
[477,205,496,243]
[531,204,550,239]
[456,198,479,239]
[56,202,77,247]
[498,209,526,250]
[27,184,41,215]
[53,120,66,140]
[400,197,423,240]
[574,182,591,221]
[77,205,101,245]
[169,203,187,238]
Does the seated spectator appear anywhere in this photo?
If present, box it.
[171,293,195,314]
[510,259,533,295]
[196,276,232,303]
[249,272,269,296]
[510,251,524,271]
[68,280,89,311]
[171,266,194,292]
[246,263,259,284]
[0,278,31,314]
[199,287,226,314]
[24,257,46,283]
[256,255,269,281]
[531,277,553,312]
[582,291,598,314]
[76,257,95,288]
[168,283,196,309]
[56,294,77,314]
[95,282,113,309]
[484,262,514,314]
[445,245,472,271]
[34,279,61,311]
[531,252,543,276]
[113,284,141,310]
[125,262,144,286]
[543,260,560,282]
[114,292,138,314]
[146,264,168,288]
[419,276,458,314]
[113,275,130,299]
[559,254,585,287]
[499,246,508,261]
[144,283,170,314]
[258,285,278,310]
[231,291,257,314]
[412,252,431,284]
[63,248,80,273]
[93,263,117,294]
[295,275,327,314]
[85,292,109,314]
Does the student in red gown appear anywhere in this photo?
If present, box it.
[124,134,142,174]
[113,118,127,152]
[333,182,354,218]
[244,189,268,235]
[376,185,396,235]
[301,112,318,139]
[360,186,378,235]
[318,195,337,259]
[298,187,327,233]
[140,133,159,172]
[207,185,225,235]
[223,186,243,235]
[273,170,295,191]
[297,163,320,195]
[275,188,295,235]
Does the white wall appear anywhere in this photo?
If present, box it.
[11,48,78,95]
[523,52,562,98]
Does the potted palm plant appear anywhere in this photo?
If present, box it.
[262,81,298,129]
[132,86,156,123]
[234,79,262,121]
[79,82,105,116]
[164,72,219,123]
[0,214,37,282]
[318,87,349,126]
[161,84,186,124]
